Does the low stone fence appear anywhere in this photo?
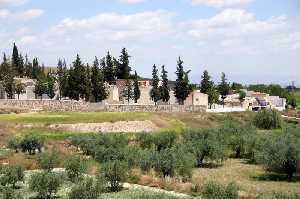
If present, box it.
[0,100,206,113]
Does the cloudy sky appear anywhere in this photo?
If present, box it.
[0,0,300,86]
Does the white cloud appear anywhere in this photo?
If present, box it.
[186,9,299,54]
[0,0,27,7]
[0,8,44,20]
[191,0,253,8]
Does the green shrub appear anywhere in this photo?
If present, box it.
[153,131,177,151]
[0,165,24,188]
[0,186,23,199]
[19,135,44,155]
[273,192,300,199]
[137,149,155,172]
[101,160,127,192]
[68,177,105,199]
[202,181,238,199]
[136,133,154,149]
[183,128,227,166]
[254,109,282,129]
[65,156,86,183]
[7,138,21,153]
[222,120,256,158]
[256,129,300,180]
[29,171,62,199]
[37,150,60,172]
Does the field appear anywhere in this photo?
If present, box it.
[0,111,299,199]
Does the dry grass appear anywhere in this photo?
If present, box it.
[192,159,300,198]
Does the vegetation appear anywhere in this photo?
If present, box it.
[202,181,238,199]
[254,109,282,129]
[65,156,86,182]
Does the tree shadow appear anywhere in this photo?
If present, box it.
[251,173,300,182]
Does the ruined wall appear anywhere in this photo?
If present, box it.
[0,100,206,113]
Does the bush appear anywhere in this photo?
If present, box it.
[273,192,300,199]
[137,149,155,172]
[256,129,300,180]
[137,133,154,149]
[0,186,23,199]
[222,120,256,158]
[202,181,239,199]
[153,131,177,151]
[29,171,62,199]
[20,135,44,155]
[0,165,24,188]
[254,109,282,129]
[65,156,86,183]
[101,160,127,192]
[37,150,60,172]
[68,176,105,199]
[7,138,21,153]
[183,128,227,166]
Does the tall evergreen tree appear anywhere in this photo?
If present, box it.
[150,64,160,105]
[133,71,140,103]
[208,86,219,109]
[0,53,9,81]
[18,54,24,77]
[61,60,69,98]
[57,59,64,99]
[24,55,33,78]
[46,72,56,99]
[3,65,15,99]
[117,48,131,79]
[68,54,86,100]
[122,79,133,104]
[85,63,92,101]
[218,72,230,107]
[159,65,170,103]
[174,57,191,105]
[104,51,116,84]
[32,58,39,79]
[12,43,19,76]
[91,57,108,102]
[200,70,213,94]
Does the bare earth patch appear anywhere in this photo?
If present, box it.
[48,120,158,133]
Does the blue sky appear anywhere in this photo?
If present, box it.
[0,0,300,86]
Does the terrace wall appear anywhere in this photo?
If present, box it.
[0,100,206,113]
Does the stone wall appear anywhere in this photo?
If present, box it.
[0,100,206,113]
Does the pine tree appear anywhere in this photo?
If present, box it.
[117,48,131,79]
[15,80,25,99]
[218,72,230,107]
[122,79,133,104]
[174,57,191,105]
[150,64,160,105]
[159,65,170,103]
[200,70,213,94]
[133,71,140,103]
[0,53,9,81]
[91,57,108,102]
[104,51,116,84]
[85,63,92,101]
[24,55,33,78]
[61,60,69,98]
[57,59,64,99]
[12,43,19,76]
[18,54,24,77]
[208,86,219,109]
[46,72,56,99]
[32,58,39,79]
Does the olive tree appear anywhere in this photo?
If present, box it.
[29,171,62,199]
[37,150,60,172]
[0,165,24,188]
[254,109,282,129]
[20,135,44,155]
[183,128,227,166]
[65,156,86,182]
[256,130,300,180]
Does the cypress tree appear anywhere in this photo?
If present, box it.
[24,55,33,78]
[91,57,108,102]
[174,57,191,105]
[46,72,56,99]
[68,66,78,100]
[122,79,133,104]
[3,64,15,99]
[218,72,230,107]
[200,70,213,94]
[34,76,47,100]
[15,79,25,99]
[85,63,92,101]
[159,65,170,103]
[57,59,64,99]
[32,58,39,79]
[68,54,86,100]
[0,53,9,81]
[18,54,24,77]
[12,43,19,76]
[150,64,160,105]
[117,48,131,79]
[104,51,116,84]
[61,60,69,98]
[133,71,140,103]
